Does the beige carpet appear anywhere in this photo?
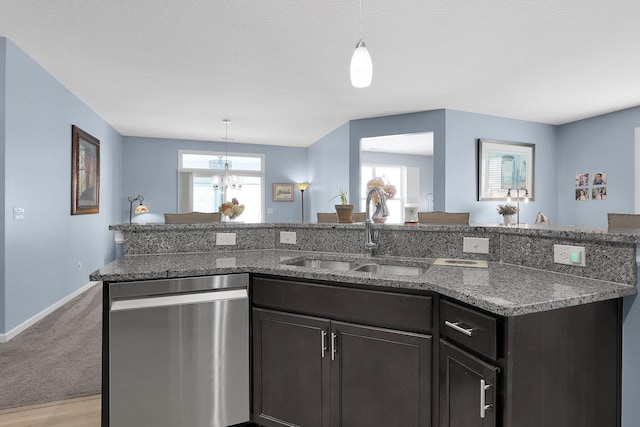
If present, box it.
[0,283,102,410]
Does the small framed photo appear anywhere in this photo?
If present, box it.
[575,188,589,201]
[71,125,100,215]
[592,172,607,186]
[273,183,294,201]
[575,173,589,187]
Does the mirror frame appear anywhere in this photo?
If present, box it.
[477,138,534,201]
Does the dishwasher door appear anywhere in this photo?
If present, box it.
[108,274,249,427]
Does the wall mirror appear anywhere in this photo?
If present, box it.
[360,132,434,223]
[478,138,534,201]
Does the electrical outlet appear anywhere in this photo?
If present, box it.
[77,262,82,272]
[280,231,297,244]
[463,237,490,254]
[553,244,586,267]
[216,233,237,246]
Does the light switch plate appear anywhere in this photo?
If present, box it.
[463,237,489,254]
[553,244,586,267]
[280,231,297,244]
[216,233,237,246]
[13,207,25,221]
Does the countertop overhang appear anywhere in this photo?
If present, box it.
[90,249,636,317]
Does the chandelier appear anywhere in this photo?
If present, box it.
[212,119,242,190]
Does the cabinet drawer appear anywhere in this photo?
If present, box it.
[440,300,497,360]
[252,276,432,333]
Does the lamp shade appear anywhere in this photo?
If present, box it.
[134,204,149,214]
[350,40,372,88]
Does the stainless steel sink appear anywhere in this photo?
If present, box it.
[353,263,428,276]
[285,258,359,271]
[283,257,429,276]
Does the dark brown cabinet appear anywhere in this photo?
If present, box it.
[252,276,433,427]
[251,276,622,427]
[439,339,498,427]
[252,309,330,427]
[439,298,622,427]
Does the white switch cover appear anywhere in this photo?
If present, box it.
[553,244,586,267]
[216,233,237,246]
[280,231,297,244]
[463,237,489,254]
[13,207,25,221]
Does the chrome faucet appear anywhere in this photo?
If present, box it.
[365,186,389,255]
[507,187,529,225]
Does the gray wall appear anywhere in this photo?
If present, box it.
[1,38,124,332]
[349,110,447,212]
[307,122,351,218]
[556,106,640,227]
[122,136,308,223]
[444,109,558,224]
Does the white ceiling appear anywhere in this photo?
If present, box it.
[1,0,639,147]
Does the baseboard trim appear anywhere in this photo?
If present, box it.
[0,281,101,343]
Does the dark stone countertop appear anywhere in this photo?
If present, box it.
[90,249,636,317]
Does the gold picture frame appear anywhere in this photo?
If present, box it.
[273,183,294,201]
[71,125,100,214]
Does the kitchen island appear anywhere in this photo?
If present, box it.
[93,223,638,427]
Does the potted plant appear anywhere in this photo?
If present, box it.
[497,203,518,226]
[330,187,354,223]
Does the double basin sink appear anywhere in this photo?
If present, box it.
[282,257,429,276]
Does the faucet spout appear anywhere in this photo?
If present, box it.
[364,186,389,255]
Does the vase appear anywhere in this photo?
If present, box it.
[372,204,386,224]
[503,214,514,226]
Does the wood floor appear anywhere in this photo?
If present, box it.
[0,395,101,427]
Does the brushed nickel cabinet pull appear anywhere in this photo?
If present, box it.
[331,332,337,361]
[445,320,474,336]
[321,330,327,358]
[480,379,492,418]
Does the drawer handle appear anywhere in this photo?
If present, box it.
[480,379,492,418]
[444,320,474,336]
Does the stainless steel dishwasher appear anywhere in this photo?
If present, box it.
[108,274,249,427]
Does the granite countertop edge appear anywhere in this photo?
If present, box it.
[90,249,637,317]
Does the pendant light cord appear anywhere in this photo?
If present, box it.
[358,0,363,40]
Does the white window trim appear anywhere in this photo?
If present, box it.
[177,149,265,221]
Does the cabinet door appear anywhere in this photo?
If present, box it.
[331,321,432,427]
[252,308,331,427]
[440,339,498,427]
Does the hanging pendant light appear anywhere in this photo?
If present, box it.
[212,119,243,191]
[350,0,372,88]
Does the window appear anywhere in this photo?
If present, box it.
[178,150,265,222]
[361,164,420,223]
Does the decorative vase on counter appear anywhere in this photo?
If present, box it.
[502,214,514,226]
[372,203,387,224]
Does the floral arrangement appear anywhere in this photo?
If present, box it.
[366,177,396,205]
[497,203,518,215]
[219,198,245,219]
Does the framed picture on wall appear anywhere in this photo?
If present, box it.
[71,125,100,215]
[477,138,535,201]
[273,183,294,201]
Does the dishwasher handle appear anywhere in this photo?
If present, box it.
[110,288,247,312]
